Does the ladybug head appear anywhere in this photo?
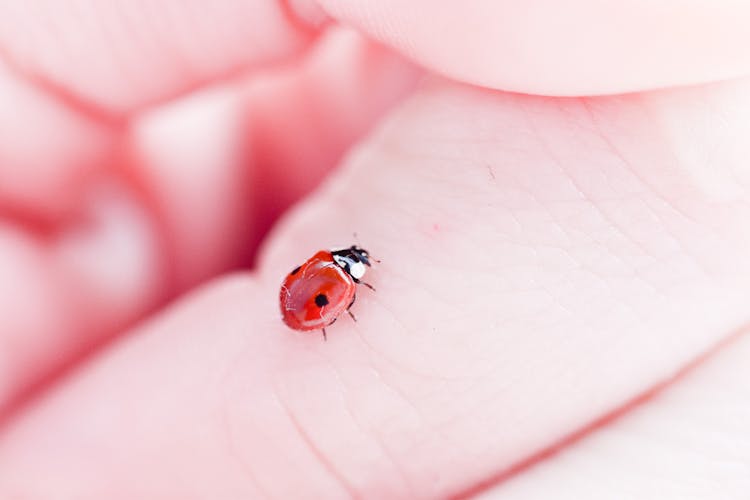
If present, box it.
[331,245,372,280]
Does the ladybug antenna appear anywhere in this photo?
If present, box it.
[351,233,380,264]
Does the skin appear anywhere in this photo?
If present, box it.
[1,0,750,498]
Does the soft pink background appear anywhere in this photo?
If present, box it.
[1,1,749,498]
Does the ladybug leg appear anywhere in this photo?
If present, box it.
[347,295,357,322]
[353,277,375,292]
[321,316,339,341]
[351,234,380,263]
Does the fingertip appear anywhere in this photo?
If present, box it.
[0,0,323,112]
[316,0,750,95]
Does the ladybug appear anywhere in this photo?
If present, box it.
[280,245,376,340]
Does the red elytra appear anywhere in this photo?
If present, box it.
[279,246,375,340]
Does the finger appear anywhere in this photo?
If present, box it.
[317,0,750,95]
[476,330,750,500]
[0,59,112,222]
[0,182,165,409]
[0,28,418,411]
[129,26,420,287]
[0,0,326,114]
[5,77,750,497]
[0,0,327,219]
[0,28,162,409]
[0,0,331,399]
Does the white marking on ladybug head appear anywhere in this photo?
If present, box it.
[348,261,366,280]
[332,253,367,280]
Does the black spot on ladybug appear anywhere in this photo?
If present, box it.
[315,293,329,308]
[290,266,301,275]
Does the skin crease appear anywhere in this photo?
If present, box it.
[477,330,750,499]
[1,1,750,499]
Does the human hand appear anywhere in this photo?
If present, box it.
[1,1,750,498]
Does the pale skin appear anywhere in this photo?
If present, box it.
[1,1,750,498]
